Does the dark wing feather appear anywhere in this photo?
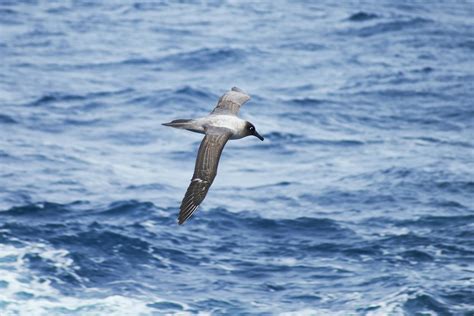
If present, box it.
[178,127,232,224]
[210,87,250,115]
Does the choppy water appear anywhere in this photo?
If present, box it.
[1,1,474,315]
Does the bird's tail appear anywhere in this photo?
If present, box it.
[162,119,193,128]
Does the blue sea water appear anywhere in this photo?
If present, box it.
[1,0,473,314]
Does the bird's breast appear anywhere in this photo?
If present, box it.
[202,115,246,137]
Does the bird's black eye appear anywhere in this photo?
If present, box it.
[249,126,254,131]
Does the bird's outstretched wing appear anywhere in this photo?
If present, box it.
[210,87,250,116]
[178,127,233,224]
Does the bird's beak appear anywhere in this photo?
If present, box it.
[254,130,264,141]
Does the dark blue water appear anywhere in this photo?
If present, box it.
[1,1,473,314]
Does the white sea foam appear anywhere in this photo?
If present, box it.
[0,242,187,315]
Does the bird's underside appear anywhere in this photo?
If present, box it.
[178,127,232,224]
[163,87,262,225]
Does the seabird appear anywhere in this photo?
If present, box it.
[163,87,264,225]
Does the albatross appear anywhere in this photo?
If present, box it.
[163,87,264,225]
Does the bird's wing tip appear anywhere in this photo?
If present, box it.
[231,86,248,96]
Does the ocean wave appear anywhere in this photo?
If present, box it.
[397,214,474,230]
[159,47,247,70]
[403,292,452,315]
[289,97,334,107]
[144,86,216,113]
[264,132,364,147]
[0,201,353,245]
[26,89,133,107]
[347,12,378,22]
[345,17,432,37]
[0,242,160,314]
[0,8,24,25]
[0,114,17,124]
[279,42,326,51]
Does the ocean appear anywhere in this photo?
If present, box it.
[0,0,473,315]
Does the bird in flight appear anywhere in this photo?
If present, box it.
[163,87,264,225]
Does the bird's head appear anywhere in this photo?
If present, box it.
[245,122,264,141]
